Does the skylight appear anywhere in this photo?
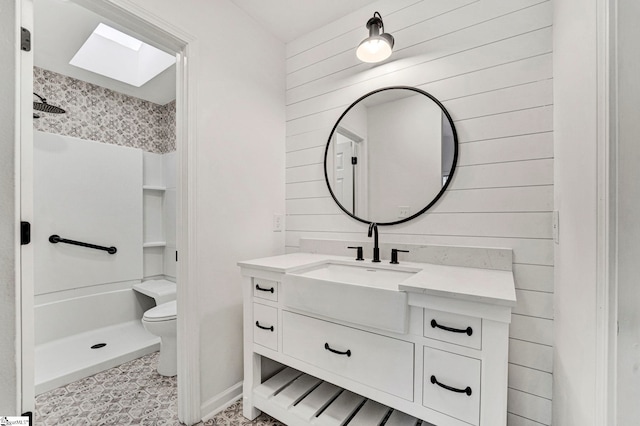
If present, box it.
[93,23,143,51]
[70,23,175,87]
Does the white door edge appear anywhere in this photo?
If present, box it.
[18,0,35,415]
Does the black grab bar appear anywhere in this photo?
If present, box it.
[49,234,117,254]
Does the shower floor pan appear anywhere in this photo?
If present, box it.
[35,320,159,395]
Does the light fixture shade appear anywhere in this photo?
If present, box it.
[356,12,394,63]
[356,33,394,63]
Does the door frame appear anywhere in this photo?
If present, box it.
[595,0,615,424]
[17,0,201,423]
[592,0,617,423]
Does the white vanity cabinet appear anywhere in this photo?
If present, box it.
[239,253,516,426]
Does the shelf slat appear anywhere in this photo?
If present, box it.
[290,381,342,421]
[253,368,422,426]
[272,374,322,410]
[385,410,424,426]
[255,367,303,400]
[348,399,390,426]
[312,390,364,426]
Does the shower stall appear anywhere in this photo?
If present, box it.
[33,131,160,394]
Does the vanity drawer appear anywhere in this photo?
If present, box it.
[282,310,414,401]
[253,303,278,351]
[253,278,278,302]
[423,346,481,426]
[424,309,481,350]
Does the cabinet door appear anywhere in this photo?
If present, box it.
[423,346,481,426]
[253,303,278,351]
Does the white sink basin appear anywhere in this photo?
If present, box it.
[295,262,417,289]
[282,262,418,333]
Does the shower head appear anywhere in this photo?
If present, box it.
[33,92,65,114]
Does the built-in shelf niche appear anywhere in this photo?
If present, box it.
[143,188,165,246]
[143,152,176,280]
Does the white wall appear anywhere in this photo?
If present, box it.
[0,0,19,414]
[285,0,553,424]
[33,132,143,294]
[553,0,603,425]
[32,132,146,349]
[126,0,286,413]
[614,0,640,422]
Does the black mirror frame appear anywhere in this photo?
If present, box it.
[323,86,459,226]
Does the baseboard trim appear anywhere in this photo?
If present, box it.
[200,381,243,421]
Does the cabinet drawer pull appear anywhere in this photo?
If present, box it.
[430,319,473,336]
[255,284,275,293]
[255,321,274,332]
[324,342,351,357]
[430,375,472,396]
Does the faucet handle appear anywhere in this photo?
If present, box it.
[347,246,364,261]
[390,249,410,264]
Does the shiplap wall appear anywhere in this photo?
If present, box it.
[284,0,553,424]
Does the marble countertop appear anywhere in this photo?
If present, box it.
[239,252,516,307]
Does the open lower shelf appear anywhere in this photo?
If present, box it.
[253,367,431,426]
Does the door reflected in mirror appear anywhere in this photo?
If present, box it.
[329,127,362,216]
[324,86,458,225]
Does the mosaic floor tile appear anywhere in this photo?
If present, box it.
[35,352,283,426]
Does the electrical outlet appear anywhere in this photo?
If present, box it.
[273,214,284,232]
[398,206,410,218]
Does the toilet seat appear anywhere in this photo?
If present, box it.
[143,300,177,322]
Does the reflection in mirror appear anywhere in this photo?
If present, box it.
[325,87,457,225]
[327,127,363,216]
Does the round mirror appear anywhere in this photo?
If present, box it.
[324,86,458,225]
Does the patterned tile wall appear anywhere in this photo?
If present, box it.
[165,97,176,152]
[34,67,176,154]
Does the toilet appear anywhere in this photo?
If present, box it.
[133,279,177,376]
[142,300,177,376]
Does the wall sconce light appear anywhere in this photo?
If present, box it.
[356,11,394,63]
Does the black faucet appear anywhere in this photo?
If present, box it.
[390,249,410,264]
[368,223,381,263]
